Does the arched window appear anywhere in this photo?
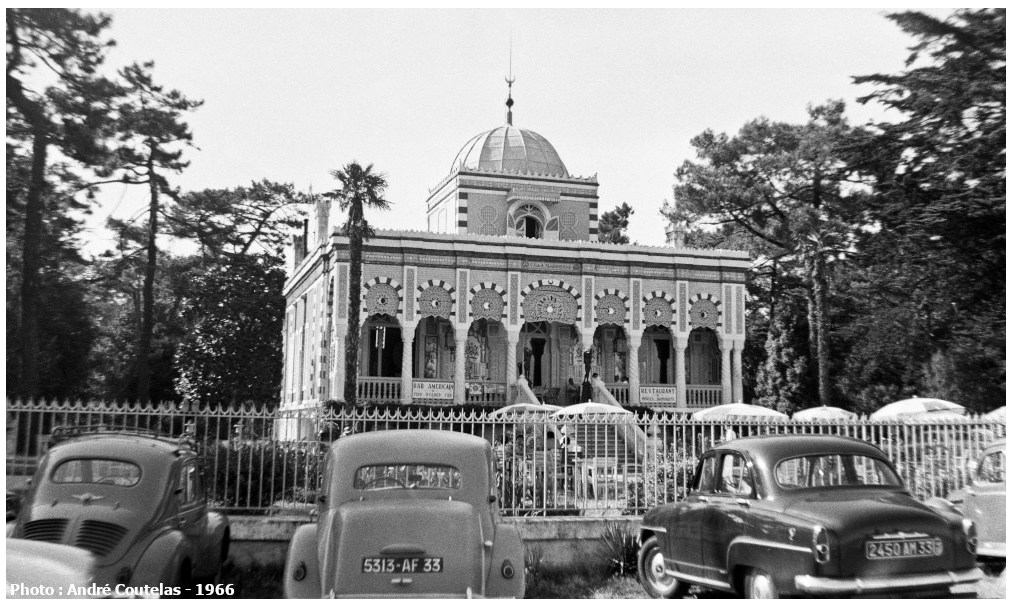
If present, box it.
[512,204,545,239]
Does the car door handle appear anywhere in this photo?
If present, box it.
[698,496,710,503]
[735,498,751,507]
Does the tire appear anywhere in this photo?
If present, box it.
[743,568,778,599]
[637,536,687,599]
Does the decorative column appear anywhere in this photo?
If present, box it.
[453,325,468,406]
[720,337,733,404]
[627,333,642,407]
[505,329,520,387]
[400,326,415,405]
[332,323,348,403]
[674,335,688,408]
[732,340,744,403]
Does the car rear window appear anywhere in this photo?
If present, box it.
[52,458,141,487]
[353,464,461,490]
[775,454,901,489]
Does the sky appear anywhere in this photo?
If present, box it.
[85,7,937,254]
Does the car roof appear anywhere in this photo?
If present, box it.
[326,430,493,504]
[331,429,489,462]
[720,434,888,465]
[49,432,193,461]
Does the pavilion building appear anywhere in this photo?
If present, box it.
[281,92,748,413]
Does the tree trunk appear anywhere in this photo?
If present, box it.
[7,75,51,399]
[343,227,361,406]
[136,152,158,404]
[811,250,832,407]
[18,127,49,399]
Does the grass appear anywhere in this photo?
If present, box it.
[219,560,284,598]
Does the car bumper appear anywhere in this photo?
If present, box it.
[977,540,1005,558]
[795,567,984,595]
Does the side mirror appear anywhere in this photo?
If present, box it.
[488,495,497,504]
[965,458,978,480]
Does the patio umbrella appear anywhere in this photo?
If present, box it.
[869,398,965,420]
[552,402,632,418]
[906,410,968,423]
[984,406,1006,422]
[489,403,562,419]
[792,405,857,421]
[691,403,787,421]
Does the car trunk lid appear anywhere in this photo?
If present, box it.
[785,490,958,574]
[323,499,485,598]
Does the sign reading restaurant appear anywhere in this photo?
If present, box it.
[640,386,678,405]
[413,381,454,400]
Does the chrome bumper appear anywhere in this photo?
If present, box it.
[976,540,1005,559]
[795,567,984,595]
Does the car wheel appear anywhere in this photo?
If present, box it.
[637,536,687,599]
[744,568,778,599]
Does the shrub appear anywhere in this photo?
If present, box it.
[599,522,639,577]
[201,438,321,512]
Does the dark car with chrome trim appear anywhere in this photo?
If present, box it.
[637,434,983,598]
[9,427,230,592]
[283,429,525,598]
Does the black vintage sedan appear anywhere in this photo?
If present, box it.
[637,435,983,598]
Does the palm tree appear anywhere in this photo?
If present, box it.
[325,162,391,405]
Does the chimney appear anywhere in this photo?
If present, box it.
[665,220,686,247]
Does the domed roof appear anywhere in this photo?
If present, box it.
[452,126,569,177]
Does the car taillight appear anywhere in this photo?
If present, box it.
[812,526,830,564]
[962,519,977,554]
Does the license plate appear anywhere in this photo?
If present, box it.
[361,557,443,573]
[865,537,943,560]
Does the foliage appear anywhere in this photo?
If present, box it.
[107,61,202,404]
[6,8,120,397]
[670,102,869,408]
[840,8,1006,412]
[753,304,809,413]
[523,543,545,586]
[599,522,639,577]
[625,443,696,513]
[168,180,308,264]
[324,163,391,406]
[597,202,635,244]
[201,437,320,512]
[174,257,286,407]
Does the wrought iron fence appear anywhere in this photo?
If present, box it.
[6,399,1005,517]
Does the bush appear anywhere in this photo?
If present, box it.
[201,438,320,512]
[625,444,696,514]
[599,522,639,577]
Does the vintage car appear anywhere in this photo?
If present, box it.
[283,429,525,598]
[637,434,983,598]
[9,427,230,592]
[7,539,98,599]
[942,438,1005,568]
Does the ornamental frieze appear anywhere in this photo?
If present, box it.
[644,296,674,327]
[470,288,506,322]
[364,283,400,317]
[523,285,578,324]
[689,298,719,329]
[594,294,626,325]
[418,286,453,320]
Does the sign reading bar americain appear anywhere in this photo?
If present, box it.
[639,386,678,404]
[413,380,454,400]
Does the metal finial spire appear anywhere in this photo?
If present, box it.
[505,37,514,126]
